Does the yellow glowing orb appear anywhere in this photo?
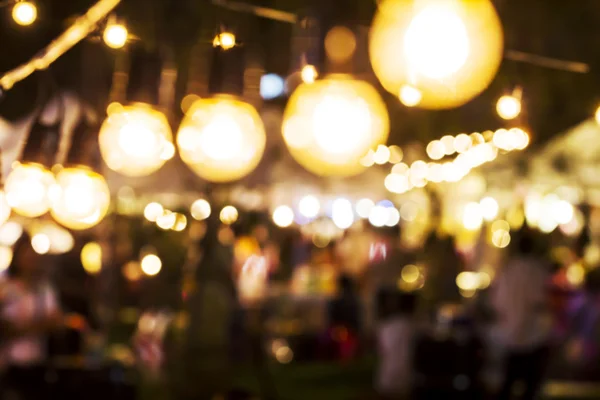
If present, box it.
[595,106,600,125]
[298,195,320,219]
[301,65,318,84]
[0,246,13,273]
[144,202,164,222]
[31,233,50,255]
[272,205,294,228]
[99,103,173,177]
[220,205,238,225]
[103,23,128,49]
[213,32,236,50]
[177,96,266,182]
[283,75,389,176]
[0,190,11,226]
[50,167,110,230]
[399,84,422,107]
[141,254,162,276]
[496,95,521,120]
[190,199,211,221]
[81,242,102,275]
[4,162,56,218]
[370,0,503,109]
[12,1,37,26]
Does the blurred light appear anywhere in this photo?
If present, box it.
[454,134,472,153]
[480,197,499,221]
[312,234,330,248]
[156,210,176,230]
[331,198,354,229]
[32,221,74,255]
[373,145,391,164]
[399,84,422,107]
[220,205,238,225]
[460,289,477,298]
[190,199,211,221]
[81,242,102,275]
[213,32,236,50]
[299,195,320,219]
[401,264,420,283]
[301,65,318,84]
[260,73,285,100]
[386,207,401,226]
[141,254,162,276]
[325,26,357,63]
[282,76,389,177]
[595,105,600,125]
[410,160,429,180]
[360,149,375,167]
[491,229,510,248]
[553,199,574,224]
[0,222,22,246]
[103,22,128,49]
[456,271,479,291]
[273,205,294,228]
[99,103,173,177]
[12,1,37,26]
[388,145,404,163]
[31,233,50,255]
[0,191,10,226]
[356,198,375,218]
[441,135,455,155]
[370,0,503,109]
[177,97,266,182]
[181,94,200,114]
[385,173,409,194]
[5,162,55,218]
[496,94,521,120]
[144,202,164,222]
[426,140,445,160]
[369,205,389,227]
[172,214,187,231]
[50,167,110,230]
[477,271,491,289]
[491,220,510,233]
[275,346,294,364]
[462,202,483,231]
[0,246,12,273]
[566,263,585,287]
[123,261,143,281]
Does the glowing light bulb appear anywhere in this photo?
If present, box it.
[99,103,173,177]
[399,84,422,107]
[496,94,521,120]
[141,254,162,276]
[103,23,128,49]
[272,205,294,228]
[81,242,102,275]
[144,202,164,222]
[373,145,391,164]
[426,140,445,160]
[595,106,600,125]
[404,5,470,79]
[4,162,55,218]
[301,65,318,84]
[50,167,110,230]
[370,0,503,109]
[213,32,236,50]
[190,199,211,221]
[299,195,320,219]
[177,97,266,182]
[156,210,176,230]
[283,76,389,177]
[12,1,37,26]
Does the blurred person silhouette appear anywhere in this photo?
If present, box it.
[0,233,62,400]
[326,274,361,361]
[375,291,416,400]
[492,227,552,400]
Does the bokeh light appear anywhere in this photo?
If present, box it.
[5,162,56,218]
[331,198,354,229]
[103,22,128,49]
[191,199,211,221]
[370,0,503,109]
[99,103,173,177]
[0,246,13,273]
[31,233,50,255]
[496,94,521,120]
[220,205,239,225]
[272,205,294,228]
[299,195,320,219]
[177,96,266,182]
[81,242,102,275]
[283,76,389,176]
[144,202,164,222]
[0,191,11,226]
[141,254,162,276]
[260,73,285,100]
[12,1,37,26]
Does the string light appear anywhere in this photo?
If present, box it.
[398,84,422,107]
[213,32,236,50]
[141,254,162,276]
[496,91,522,120]
[81,242,103,275]
[190,199,211,221]
[12,1,37,26]
[272,205,294,228]
[298,195,320,219]
[144,202,164,222]
[103,21,128,49]
[4,162,56,218]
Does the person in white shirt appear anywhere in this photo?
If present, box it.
[1,233,62,400]
[491,228,552,400]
